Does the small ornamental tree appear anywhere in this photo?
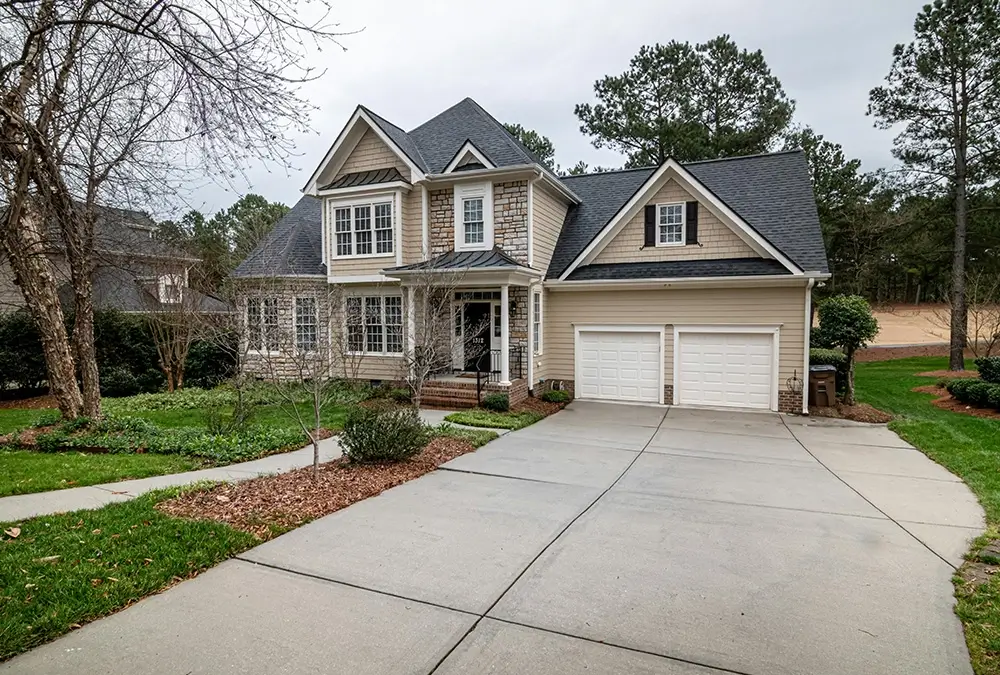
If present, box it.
[816,295,880,405]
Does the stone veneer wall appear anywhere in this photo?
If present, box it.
[237,278,332,381]
[428,188,454,257]
[493,181,528,264]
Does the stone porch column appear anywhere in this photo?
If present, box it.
[500,284,510,385]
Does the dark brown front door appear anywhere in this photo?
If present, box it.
[463,302,492,372]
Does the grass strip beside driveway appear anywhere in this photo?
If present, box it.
[444,409,544,430]
[856,356,1000,674]
[0,489,256,661]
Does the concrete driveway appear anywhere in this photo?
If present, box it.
[4,403,984,675]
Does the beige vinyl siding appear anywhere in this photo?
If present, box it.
[402,188,423,265]
[532,183,569,275]
[593,179,758,264]
[336,129,411,182]
[544,285,807,395]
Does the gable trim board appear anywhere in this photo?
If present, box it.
[444,140,496,173]
[303,107,426,194]
[558,158,803,281]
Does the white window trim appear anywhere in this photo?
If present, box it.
[246,296,281,356]
[656,202,686,247]
[326,193,397,260]
[293,296,319,354]
[454,181,494,252]
[532,290,543,356]
[343,293,404,358]
[158,274,183,304]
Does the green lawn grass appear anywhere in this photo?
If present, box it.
[136,402,349,432]
[444,409,544,430]
[0,489,257,661]
[0,450,204,498]
[855,356,1000,674]
[0,409,53,435]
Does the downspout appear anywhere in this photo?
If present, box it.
[802,278,816,414]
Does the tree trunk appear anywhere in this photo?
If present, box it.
[71,283,101,418]
[950,167,969,371]
[1,204,84,419]
[313,396,322,480]
[844,347,857,406]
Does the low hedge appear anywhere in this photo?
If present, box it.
[947,378,1000,410]
[975,356,1000,384]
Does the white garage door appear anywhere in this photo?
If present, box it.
[677,332,774,409]
[577,331,661,403]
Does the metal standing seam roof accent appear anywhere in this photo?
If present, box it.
[384,247,527,272]
[565,258,792,281]
[319,168,406,190]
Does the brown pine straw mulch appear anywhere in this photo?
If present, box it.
[809,403,894,424]
[514,396,566,416]
[157,436,476,539]
[0,394,57,409]
[915,370,980,379]
[912,384,1000,421]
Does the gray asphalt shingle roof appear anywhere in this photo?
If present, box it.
[565,258,792,281]
[384,247,525,272]
[58,266,230,313]
[232,196,323,277]
[237,101,828,282]
[548,151,829,279]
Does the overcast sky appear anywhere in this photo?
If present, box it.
[184,0,923,217]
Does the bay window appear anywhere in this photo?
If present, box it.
[328,197,394,258]
[295,297,318,352]
[247,296,279,352]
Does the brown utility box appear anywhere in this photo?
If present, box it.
[809,365,837,408]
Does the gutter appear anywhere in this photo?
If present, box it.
[545,273,830,291]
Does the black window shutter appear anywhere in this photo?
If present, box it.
[686,201,699,245]
[644,205,656,247]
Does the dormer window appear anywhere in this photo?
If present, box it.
[328,196,394,259]
[454,182,493,251]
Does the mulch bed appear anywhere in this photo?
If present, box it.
[809,403,893,424]
[157,436,476,539]
[911,384,1000,421]
[514,397,566,416]
[915,370,980,379]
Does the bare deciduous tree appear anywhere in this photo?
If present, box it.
[929,269,1000,358]
[0,1,350,419]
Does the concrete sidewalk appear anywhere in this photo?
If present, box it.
[0,437,343,523]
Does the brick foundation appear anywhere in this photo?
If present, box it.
[778,390,803,414]
[420,378,529,409]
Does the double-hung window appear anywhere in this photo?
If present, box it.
[658,203,685,246]
[247,297,279,352]
[345,295,403,355]
[329,198,394,258]
[295,297,318,352]
[532,291,542,355]
[454,182,492,251]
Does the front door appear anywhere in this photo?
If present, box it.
[462,302,492,372]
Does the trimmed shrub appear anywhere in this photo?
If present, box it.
[936,377,952,389]
[390,387,412,403]
[809,348,846,366]
[100,366,143,398]
[948,379,1000,409]
[339,403,429,463]
[541,390,571,403]
[481,393,510,412]
[975,357,1000,384]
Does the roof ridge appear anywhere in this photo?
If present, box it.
[681,149,803,166]
[358,104,429,170]
[559,166,656,180]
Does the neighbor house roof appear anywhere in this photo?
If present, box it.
[57,266,230,313]
[564,258,792,282]
[384,247,526,273]
[548,151,829,279]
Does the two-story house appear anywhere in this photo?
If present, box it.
[233,98,830,413]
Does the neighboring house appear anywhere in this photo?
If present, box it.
[0,205,229,315]
[233,98,829,413]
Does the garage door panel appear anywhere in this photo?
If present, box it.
[677,332,774,411]
[578,331,662,404]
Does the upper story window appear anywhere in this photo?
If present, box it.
[328,197,394,258]
[158,274,183,304]
[657,203,685,246]
[454,182,493,251]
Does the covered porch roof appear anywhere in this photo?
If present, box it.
[382,247,541,286]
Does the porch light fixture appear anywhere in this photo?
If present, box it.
[509,300,517,314]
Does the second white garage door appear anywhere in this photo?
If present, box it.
[676,331,775,410]
[577,330,662,403]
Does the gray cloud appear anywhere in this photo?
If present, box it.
[183,0,924,217]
